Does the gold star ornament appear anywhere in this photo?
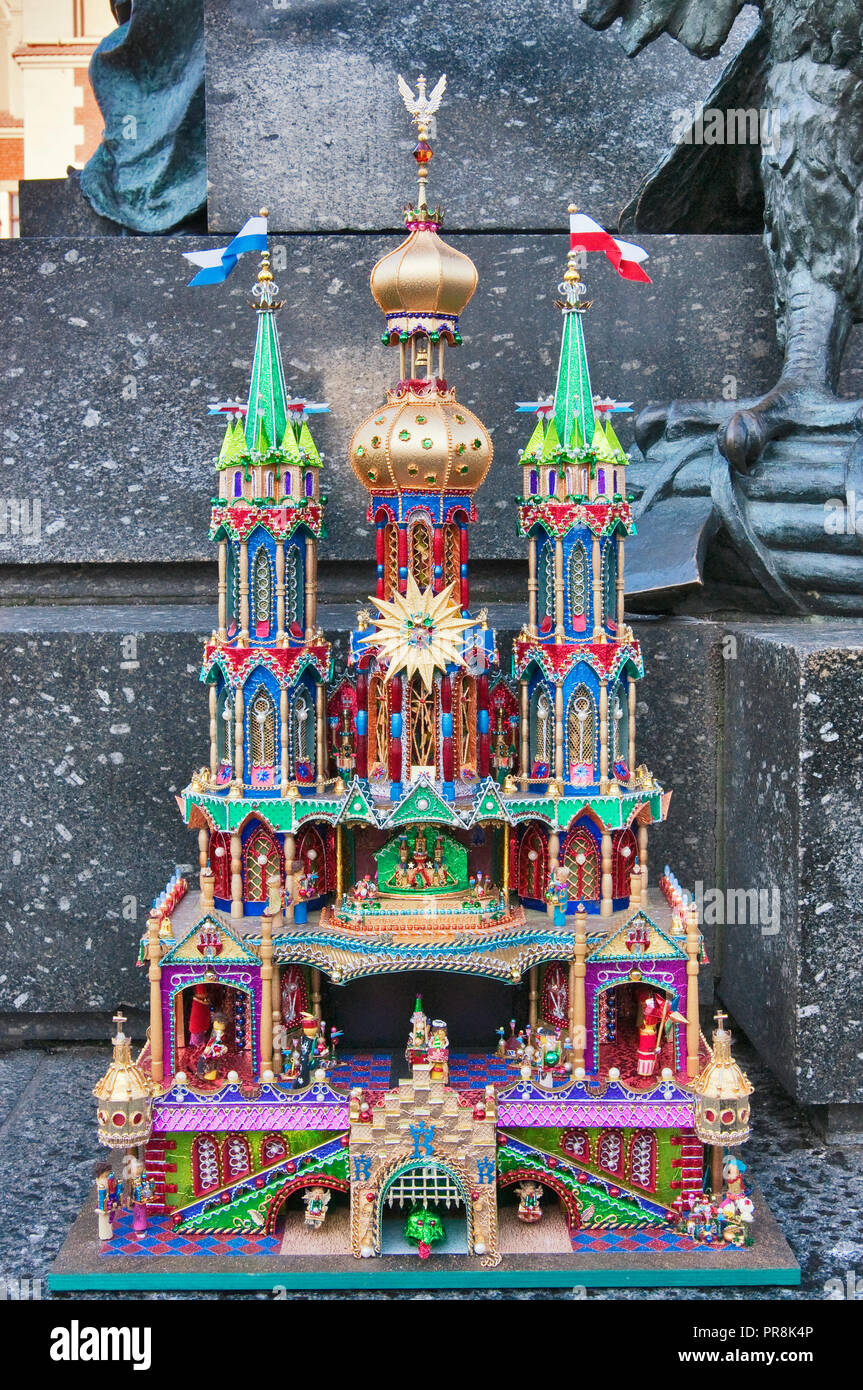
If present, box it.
[359,577,472,691]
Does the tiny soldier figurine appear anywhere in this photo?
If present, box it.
[94,1159,118,1244]
[295,1012,320,1088]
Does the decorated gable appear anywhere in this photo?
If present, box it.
[162,913,260,966]
[586,911,687,964]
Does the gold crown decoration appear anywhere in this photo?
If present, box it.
[349,387,492,494]
[93,1011,154,1150]
[689,1011,754,1148]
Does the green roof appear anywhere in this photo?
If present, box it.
[244,305,289,454]
[554,306,595,449]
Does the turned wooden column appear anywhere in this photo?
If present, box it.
[527,535,538,636]
[528,966,538,1029]
[230,831,243,919]
[200,863,215,912]
[311,968,322,1022]
[284,831,296,925]
[686,902,701,1078]
[554,537,565,643]
[239,540,250,643]
[547,830,560,918]
[616,535,625,631]
[336,823,344,898]
[275,539,286,643]
[570,902,588,1067]
[258,873,278,1076]
[519,678,529,790]
[638,821,649,893]
[198,825,209,874]
[217,541,227,640]
[208,684,218,778]
[147,911,164,1084]
[629,862,642,910]
[591,535,602,638]
[305,536,317,638]
[502,822,510,901]
[600,829,613,917]
[271,960,282,1077]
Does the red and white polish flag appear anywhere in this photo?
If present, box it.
[569,212,651,284]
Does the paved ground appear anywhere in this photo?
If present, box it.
[2,1039,861,1301]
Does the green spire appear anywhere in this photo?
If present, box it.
[553,304,595,451]
[298,420,322,467]
[540,418,561,462]
[604,418,625,456]
[244,260,289,455]
[521,417,545,461]
[217,418,247,469]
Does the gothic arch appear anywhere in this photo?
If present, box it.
[566,683,596,776]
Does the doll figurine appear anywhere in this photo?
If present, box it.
[94,1160,118,1243]
[188,984,212,1047]
[129,1156,154,1239]
[196,1011,229,1081]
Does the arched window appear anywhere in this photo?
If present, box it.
[264,469,274,497]
[216,685,233,766]
[529,469,538,495]
[540,963,569,1030]
[249,687,276,766]
[538,540,555,621]
[192,1135,221,1195]
[443,522,460,590]
[613,828,638,898]
[368,675,389,770]
[409,676,435,773]
[222,1134,251,1181]
[548,470,557,495]
[304,471,314,497]
[611,685,628,770]
[286,543,303,629]
[409,517,432,588]
[597,467,606,496]
[562,826,600,901]
[384,522,399,598]
[280,964,309,1031]
[602,540,618,631]
[296,825,333,894]
[598,1130,624,1176]
[561,1129,590,1163]
[210,830,232,899]
[233,471,243,498]
[517,826,547,900]
[227,544,239,636]
[261,1135,288,1167]
[243,826,282,903]
[566,683,596,776]
[529,685,552,770]
[457,674,476,774]
[293,688,314,777]
[252,546,273,636]
[568,541,588,633]
[629,1131,656,1191]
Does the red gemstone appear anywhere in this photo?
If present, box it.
[413,142,433,164]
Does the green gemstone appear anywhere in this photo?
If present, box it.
[371,435,381,448]
[399,430,411,441]
[356,445,365,457]
[455,413,465,424]
[472,438,483,449]
[416,414,427,423]
[422,438,433,449]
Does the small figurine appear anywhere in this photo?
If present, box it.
[335,708,356,783]
[188,984,212,1047]
[94,1160,118,1243]
[196,1011,229,1081]
[545,865,571,926]
[129,1155,154,1239]
[515,1181,544,1223]
[302,1186,332,1229]
[295,1011,320,1088]
[428,1017,449,1082]
[403,1204,446,1259]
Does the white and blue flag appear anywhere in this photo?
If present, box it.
[183,214,268,287]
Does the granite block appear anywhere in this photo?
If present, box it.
[0,233,797,569]
[720,620,863,1108]
[203,0,756,233]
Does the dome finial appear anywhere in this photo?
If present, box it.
[398,72,447,213]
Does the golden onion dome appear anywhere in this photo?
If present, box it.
[689,1013,754,1147]
[349,388,492,493]
[370,223,478,334]
[93,1012,154,1150]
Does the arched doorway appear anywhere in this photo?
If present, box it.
[378,1159,470,1256]
[173,980,255,1084]
[612,827,638,899]
[407,675,436,778]
[497,1170,580,1254]
[243,825,283,908]
[267,1178,351,1254]
[562,826,600,905]
[517,825,548,908]
[595,981,678,1081]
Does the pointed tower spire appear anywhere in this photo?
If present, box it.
[244,215,290,455]
[553,219,595,449]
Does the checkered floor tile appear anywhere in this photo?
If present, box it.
[327,1052,391,1088]
[570,1226,733,1255]
[447,1052,520,1088]
[100,1209,280,1259]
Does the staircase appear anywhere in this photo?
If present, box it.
[143,1135,176,1215]
[671,1133,704,1194]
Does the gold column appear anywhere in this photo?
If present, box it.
[527,536,538,636]
[230,830,243,920]
[591,535,602,639]
[239,540,250,643]
[547,830,560,918]
[284,832,296,924]
[275,540,286,644]
[232,686,244,798]
[616,535,625,631]
[528,966,538,1029]
[554,536,565,643]
[272,961,282,1077]
[599,679,609,789]
[600,829,613,917]
[198,826,209,874]
[571,903,587,1066]
[502,823,510,901]
[519,678,529,791]
[315,681,326,792]
[280,688,289,795]
[311,967,322,1022]
[147,911,163,1084]
[554,680,564,785]
[685,902,701,1078]
[200,864,215,912]
[628,675,636,774]
[305,536,316,639]
[638,821,648,894]
[336,823,344,898]
[629,863,642,909]
[217,541,227,641]
[208,684,218,778]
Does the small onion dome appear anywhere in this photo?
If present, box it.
[349,387,492,493]
[370,221,477,341]
[689,1012,754,1148]
[93,1011,153,1151]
